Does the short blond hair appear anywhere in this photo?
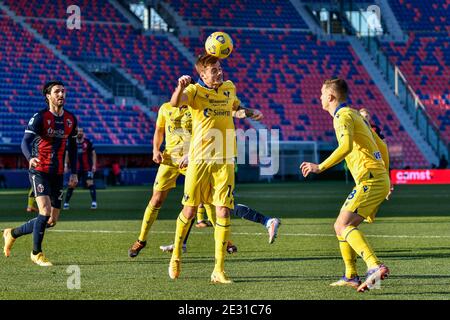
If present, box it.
[323,78,348,100]
[195,53,219,74]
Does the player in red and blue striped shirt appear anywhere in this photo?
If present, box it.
[2,81,78,266]
[63,127,98,210]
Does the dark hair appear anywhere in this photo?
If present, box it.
[42,81,65,104]
[323,78,348,100]
[195,53,219,74]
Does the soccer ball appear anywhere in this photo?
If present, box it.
[204,31,233,59]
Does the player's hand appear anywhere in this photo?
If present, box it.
[386,184,394,200]
[300,162,320,177]
[153,150,163,164]
[179,155,189,169]
[68,174,78,188]
[249,109,263,121]
[29,157,40,169]
[48,210,60,227]
[177,75,192,90]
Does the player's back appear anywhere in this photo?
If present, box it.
[334,107,387,183]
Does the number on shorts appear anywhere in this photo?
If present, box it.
[58,189,64,201]
[347,189,357,200]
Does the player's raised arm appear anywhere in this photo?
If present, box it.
[232,105,263,121]
[170,75,192,108]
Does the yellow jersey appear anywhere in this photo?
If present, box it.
[319,106,388,183]
[181,80,241,162]
[156,102,192,161]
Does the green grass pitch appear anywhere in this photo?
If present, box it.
[1,181,450,300]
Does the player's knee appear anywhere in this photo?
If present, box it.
[150,190,168,208]
[182,206,196,219]
[334,222,345,237]
[39,204,52,215]
[215,207,230,218]
[150,195,164,208]
[86,180,94,187]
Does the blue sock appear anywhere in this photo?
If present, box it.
[183,218,195,245]
[233,204,270,227]
[89,185,97,202]
[65,188,74,204]
[12,218,37,238]
[12,217,55,238]
[32,215,50,254]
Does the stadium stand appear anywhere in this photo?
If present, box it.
[382,0,449,143]
[1,0,444,168]
[0,13,153,146]
[164,0,308,29]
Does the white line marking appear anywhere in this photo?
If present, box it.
[49,229,450,239]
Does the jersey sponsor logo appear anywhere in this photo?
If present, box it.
[47,128,68,138]
[203,108,231,118]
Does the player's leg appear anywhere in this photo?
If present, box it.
[27,187,38,212]
[129,164,179,258]
[203,203,216,226]
[335,210,384,289]
[63,172,80,210]
[210,163,234,284]
[169,162,206,279]
[335,178,390,291]
[128,189,170,258]
[329,209,361,288]
[86,171,97,209]
[233,203,281,244]
[169,205,197,279]
[195,203,212,228]
[4,205,58,258]
[28,194,53,266]
[30,174,63,266]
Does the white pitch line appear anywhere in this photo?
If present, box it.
[49,229,450,239]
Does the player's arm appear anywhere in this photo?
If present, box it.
[21,132,37,168]
[373,130,393,199]
[301,113,354,177]
[92,149,97,173]
[152,126,165,164]
[373,131,389,171]
[170,75,192,108]
[67,121,78,187]
[22,112,42,168]
[232,105,263,121]
[64,150,70,173]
